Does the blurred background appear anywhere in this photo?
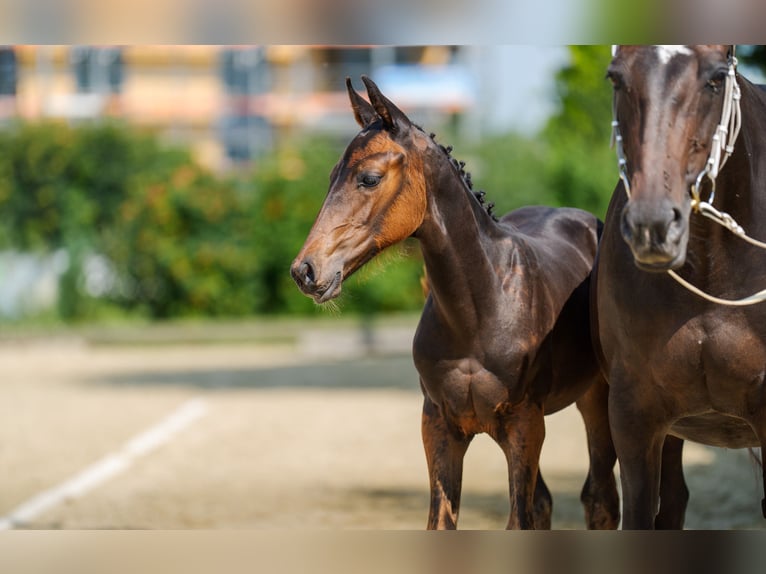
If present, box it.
[0,44,763,326]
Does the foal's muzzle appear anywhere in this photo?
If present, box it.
[290,257,343,303]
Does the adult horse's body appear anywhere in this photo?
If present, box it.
[291,76,619,529]
[596,45,766,528]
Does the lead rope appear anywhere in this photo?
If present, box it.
[611,47,766,306]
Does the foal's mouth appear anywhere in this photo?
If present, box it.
[314,271,343,303]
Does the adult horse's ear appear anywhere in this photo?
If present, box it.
[361,75,409,132]
[346,77,377,128]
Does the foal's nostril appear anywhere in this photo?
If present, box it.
[291,258,317,290]
[671,207,682,224]
[301,261,316,286]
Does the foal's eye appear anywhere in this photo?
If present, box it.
[359,173,382,188]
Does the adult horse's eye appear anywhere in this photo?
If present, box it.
[706,70,727,94]
[606,70,624,91]
[359,173,382,188]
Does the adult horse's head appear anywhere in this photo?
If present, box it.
[609,45,739,271]
[291,76,428,303]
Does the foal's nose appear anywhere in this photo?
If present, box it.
[290,258,317,291]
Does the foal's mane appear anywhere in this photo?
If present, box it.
[423,128,498,222]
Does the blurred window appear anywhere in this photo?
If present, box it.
[0,47,17,96]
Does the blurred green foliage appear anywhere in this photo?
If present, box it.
[0,46,618,322]
[467,45,616,220]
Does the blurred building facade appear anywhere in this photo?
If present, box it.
[2,45,567,171]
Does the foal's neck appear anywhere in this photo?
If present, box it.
[414,150,510,327]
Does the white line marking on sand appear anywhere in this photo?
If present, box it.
[0,397,208,530]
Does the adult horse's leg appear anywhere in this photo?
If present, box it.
[533,470,553,529]
[421,393,472,529]
[497,401,546,529]
[655,435,688,529]
[609,376,667,529]
[575,376,620,529]
[751,421,766,519]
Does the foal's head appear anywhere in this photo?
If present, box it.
[291,76,430,303]
[609,45,736,271]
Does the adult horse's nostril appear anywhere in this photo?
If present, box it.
[671,207,682,224]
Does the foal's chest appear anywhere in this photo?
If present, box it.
[415,353,531,435]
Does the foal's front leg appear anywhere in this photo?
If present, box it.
[421,394,472,529]
[496,401,546,529]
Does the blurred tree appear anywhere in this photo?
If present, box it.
[541,45,616,218]
[0,121,260,320]
[736,45,766,77]
[468,46,616,220]
[104,164,258,318]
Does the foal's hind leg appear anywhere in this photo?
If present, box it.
[654,435,688,529]
[421,394,472,529]
[575,376,620,529]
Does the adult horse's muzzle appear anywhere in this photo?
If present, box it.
[620,196,690,272]
[290,256,344,303]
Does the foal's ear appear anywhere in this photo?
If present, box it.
[346,77,377,128]
[361,75,410,132]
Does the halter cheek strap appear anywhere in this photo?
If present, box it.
[690,51,742,207]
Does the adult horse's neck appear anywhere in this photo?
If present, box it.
[679,77,766,298]
[694,79,766,257]
[413,146,509,333]
[715,79,766,224]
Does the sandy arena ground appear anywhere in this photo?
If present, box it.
[0,318,764,530]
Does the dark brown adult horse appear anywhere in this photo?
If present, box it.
[291,76,619,529]
[597,45,766,528]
